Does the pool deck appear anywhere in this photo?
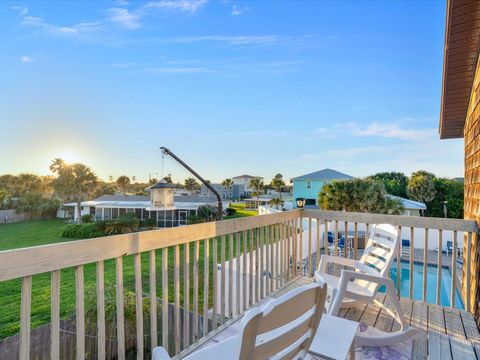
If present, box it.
[280,277,480,359]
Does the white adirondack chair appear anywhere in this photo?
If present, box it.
[152,281,327,360]
[314,223,417,347]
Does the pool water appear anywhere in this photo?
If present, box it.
[379,261,464,309]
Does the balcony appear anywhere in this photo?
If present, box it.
[0,209,479,359]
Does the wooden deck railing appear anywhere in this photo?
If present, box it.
[0,209,301,360]
[301,210,478,311]
[0,208,477,359]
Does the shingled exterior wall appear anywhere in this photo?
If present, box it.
[464,54,480,321]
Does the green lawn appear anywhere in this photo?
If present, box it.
[0,212,258,339]
[225,203,257,219]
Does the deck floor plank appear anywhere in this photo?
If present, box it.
[460,310,480,359]
[445,307,477,360]
[411,301,428,360]
[428,304,452,360]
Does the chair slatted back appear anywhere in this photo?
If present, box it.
[239,282,327,360]
[357,224,398,292]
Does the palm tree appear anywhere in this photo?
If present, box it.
[249,177,264,211]
[221,178,234,188]
[270,173,285,200]
[50,159,98,224]
[116,176,131,195]
[269,197,283,210]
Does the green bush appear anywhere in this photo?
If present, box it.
[143,217,156,228]
[226,208,237,216]
[81,214,93,223]
[61,223,104,239]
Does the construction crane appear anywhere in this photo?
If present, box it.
[160,147,223,221]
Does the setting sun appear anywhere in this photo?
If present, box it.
[50,150,84,164]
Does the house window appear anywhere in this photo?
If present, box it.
[306,181,312,190]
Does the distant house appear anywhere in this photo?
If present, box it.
[387,195,426,217]
[231,175,263,197]
[200,183,246,200]
[60,180,227,227]
[291,169,354,208]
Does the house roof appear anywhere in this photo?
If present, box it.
[149,180,176,189]
[291,168,354,181]
[387,195,427,211]
[439,0,480,139]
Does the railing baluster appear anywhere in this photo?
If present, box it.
[265,226,270,295]
[162,249,168,351]
[236,232,241,315]
[466,232,472,311]
[260,227,264,299]
[203,239,210,336]
[308,218,312,276]
[51,270,60,360]
[344,221,348,258]
[316,218,321,270]
[334,221,339,274]
[255,228,260,302]
[229,233,234,317]
[436,230,442,305]
[76,265,85,360]
[354,222,358,260]
[409,227,414,300]
[183,243,190,348]
[19,276,32,360]
[212,237,218,328]
[242,231,247,312]
[292,218,297,278]
[116,257,125,359]
[220,235,226,322]
[149,251,157,350]
[193,241,199,340]
[280,223,285,285]
[324,220,329,256]
[276,224,280,289]
[423,229,428,303]
[299,217,303,277]
[134,253,144,359]
[174,245,180,353]
[249,229,254,306]
[396,226,401,298]
[451,231,457,308]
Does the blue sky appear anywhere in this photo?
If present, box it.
[0,0,463,183]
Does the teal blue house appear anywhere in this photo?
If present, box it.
[291,169,354,208]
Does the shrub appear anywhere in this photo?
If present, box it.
[81,214,93,223]
[61,223,104,239]
[143,217,156,229]
[226,208,237,216]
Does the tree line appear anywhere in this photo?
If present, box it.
[319,171,463,218]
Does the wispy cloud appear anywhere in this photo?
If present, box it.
[11,5,28,16]
[21,15,101,35]
[144,66,211,74]
[232,5,250,16]
[346,122,434,141]
[144,0,208,13]
[19,55,34,63]
[168,34,279,45]
[107,8,141,29]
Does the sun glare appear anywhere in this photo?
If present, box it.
[51,150,83,164]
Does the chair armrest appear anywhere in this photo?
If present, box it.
[152,347,172,360]
[329,270,395,316]
[316,255,378,278]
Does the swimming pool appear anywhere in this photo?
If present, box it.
[379,261,464,309]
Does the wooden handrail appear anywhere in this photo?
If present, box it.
[0,210,300,282]
[302,209,477,232]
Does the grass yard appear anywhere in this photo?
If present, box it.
[225,202,258,219]
[0,210,258,339]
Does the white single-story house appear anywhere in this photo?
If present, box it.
[59,180,228,227]
[387,195,427,217]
